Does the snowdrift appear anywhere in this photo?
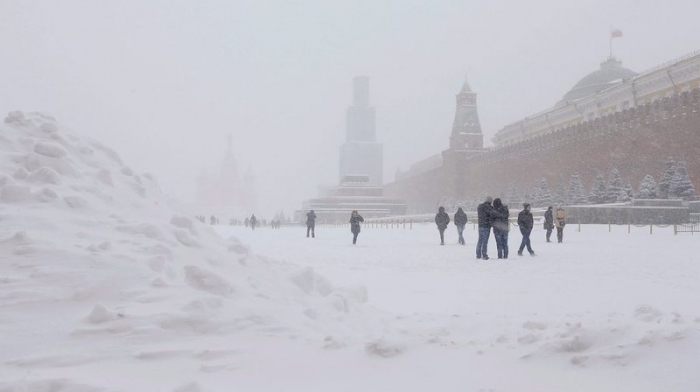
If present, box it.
[0,112,368,391]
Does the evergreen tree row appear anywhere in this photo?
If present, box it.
[438,157,696,212]
[502,158,695,208]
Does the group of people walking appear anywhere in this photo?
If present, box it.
[303,200,566,250]
[435,196,566,260]
[305,209,365,244]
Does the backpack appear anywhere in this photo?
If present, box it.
[556,209,566,227]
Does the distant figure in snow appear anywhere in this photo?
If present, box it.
[250,214,258,230]
[491,198,510,259]
[435,206,450,245]
[544,206,554,243]
[476,196,493,260]
[244,217,250,227]
[555,205,566,243]
[454,207,468,245]
[517,203,535,257]
[210,215,216,225]
[306,210,317,238]
[349,210,364,245]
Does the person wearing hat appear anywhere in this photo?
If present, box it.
[435,206,451,245]
[491,198,510,259]
[476,196,493,259]
[517,203,535,256]
[543,206,554,243]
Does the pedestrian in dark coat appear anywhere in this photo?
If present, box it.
[476,196,493,259]
[349,210,364,245]
[454,207,468,245]
[544,206,554,243]
[306,210,317,238]
[517,204,535,256]
[250,214,258,230]
[435,206,451,245]
[491,198,510,259]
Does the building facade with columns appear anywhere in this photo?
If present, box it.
[493,51,700,146]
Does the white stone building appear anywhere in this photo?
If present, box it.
[493,50,700,146]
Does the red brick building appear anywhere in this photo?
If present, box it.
[385,53,700,213]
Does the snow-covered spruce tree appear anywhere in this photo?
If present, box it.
[589,173,607,204]
[567,174,588,205]
[658,157,676,199]
[605,168,624,203]
[669,161,697,200]
[506,183,521,207]
[618,180,634,203]
[438,196,451,211]
[522,190,532,207]
[553,175,568,205]
[458,199,469,212]
[533,178,553,208]
[637,175,659,199]
[528,186,540,208]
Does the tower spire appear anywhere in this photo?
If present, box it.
[450,77,483,149]
[460,73,472,93]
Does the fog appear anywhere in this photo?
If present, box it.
[2,0,699,216]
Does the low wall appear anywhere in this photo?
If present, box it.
[688,201,700,212]
[631,199,684,207]
[566,205,690,224]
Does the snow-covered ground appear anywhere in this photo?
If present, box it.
[1,113,698,391]
[214,223,700,392]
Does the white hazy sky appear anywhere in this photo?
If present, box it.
[1,0,698,216]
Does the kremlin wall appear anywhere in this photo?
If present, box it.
[384,51,700,213]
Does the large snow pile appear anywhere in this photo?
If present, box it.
[0,112,369,391]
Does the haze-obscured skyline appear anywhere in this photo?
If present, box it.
[2,0,699,216]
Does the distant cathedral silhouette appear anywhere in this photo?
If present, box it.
[196,134,256,214]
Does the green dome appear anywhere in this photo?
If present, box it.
[562,57,638,103]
